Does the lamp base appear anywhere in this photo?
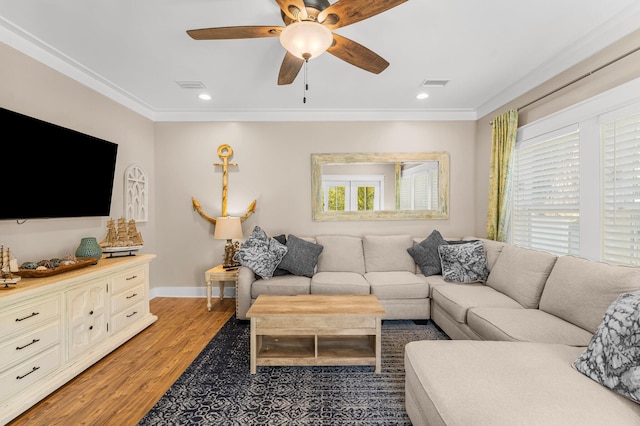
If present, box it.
[222,240,241,269]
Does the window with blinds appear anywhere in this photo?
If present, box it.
[510,130,581,256]
[601,112,640,265]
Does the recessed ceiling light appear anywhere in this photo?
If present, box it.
[416,92,429,100]
[198,93,212,101]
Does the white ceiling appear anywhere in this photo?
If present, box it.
[1,0,640,122]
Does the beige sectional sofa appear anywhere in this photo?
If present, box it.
[235,231,640,424]
[236,234,431,320]
[407,238,640,425]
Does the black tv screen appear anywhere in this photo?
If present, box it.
[0,107,118,220]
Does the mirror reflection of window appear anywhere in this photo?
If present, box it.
[322,175,383,212]
[399,162,439,211]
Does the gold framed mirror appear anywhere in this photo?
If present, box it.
[311,152,449,221]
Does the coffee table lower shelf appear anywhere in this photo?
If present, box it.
[255,334,377,368]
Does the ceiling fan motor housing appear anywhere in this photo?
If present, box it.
[281,0,331,24]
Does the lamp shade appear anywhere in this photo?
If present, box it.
[279,21,333,60]
[213,216,243,240]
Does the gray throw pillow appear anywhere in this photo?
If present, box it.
[407,230,448,276]
[573,291,640,404]
[235,226,287,280]
[438,240,489,283]
[277,234,324,277]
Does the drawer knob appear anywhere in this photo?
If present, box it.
[126,293,138,299]
[89,325,93,330]
[16,366,40,380]
[125,275,138,281]
[126,311,138,318]
[89,310,94,315]
[16,338,40,350]
[15,312,40,322]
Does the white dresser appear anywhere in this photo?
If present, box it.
[0,254,156,425]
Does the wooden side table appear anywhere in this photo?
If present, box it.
[204,264,238,311]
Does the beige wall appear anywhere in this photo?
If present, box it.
[0,43,157,266]
[153,121,476,292]
[473,28,640,237]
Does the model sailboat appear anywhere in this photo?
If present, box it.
[99,217,144,257]
[1,245,21,288]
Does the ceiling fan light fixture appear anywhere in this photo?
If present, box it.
[279,21,333,60]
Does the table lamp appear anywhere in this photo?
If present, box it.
[214,216,243,269]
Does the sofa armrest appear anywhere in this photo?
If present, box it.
[236,266,256,320]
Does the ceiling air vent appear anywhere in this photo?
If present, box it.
[420,79,449,87]
[175,80,207,89]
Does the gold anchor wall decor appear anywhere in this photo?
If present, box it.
[192,144,257,225]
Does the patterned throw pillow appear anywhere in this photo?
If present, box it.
[573,291,640,403]
[407,230,448,276]
[277,234,324,277]
[438,240,489,283]
[271,234,291,277]
[234,226,287,280]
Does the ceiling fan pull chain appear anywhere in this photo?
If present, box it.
[303,59,309,104]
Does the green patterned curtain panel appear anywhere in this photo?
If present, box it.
[486,109,518,241]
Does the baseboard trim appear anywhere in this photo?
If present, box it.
[149,286,237,300]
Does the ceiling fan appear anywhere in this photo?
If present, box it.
[186,0,408,85]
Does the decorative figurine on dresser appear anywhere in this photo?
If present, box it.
[0,245,20,288]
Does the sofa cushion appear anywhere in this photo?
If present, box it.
[404,340,640,426]
[486,245,557,309]
[574,291,640,404]
[539,256,640,333]
[422,274,449,297]
[364,271,429,299]
[250,274,311,298]
[315,236,365,274]
[407,230,448,276]
[310,271,370,295]
[468,307,594,346]
[431,284,522,324]
[363,234,415,273]
[438,240,489,283]
[276,234,324,278]
[235,226,287,280]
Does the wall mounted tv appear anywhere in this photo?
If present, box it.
[0,106,118,220]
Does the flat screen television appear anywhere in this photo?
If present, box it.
[0,106,118,220]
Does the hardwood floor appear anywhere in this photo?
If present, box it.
[8,297,236,426]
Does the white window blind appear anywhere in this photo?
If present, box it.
[511,130,581,255]
[601,112,640,265]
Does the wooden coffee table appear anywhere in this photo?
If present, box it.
[246,294,386,374]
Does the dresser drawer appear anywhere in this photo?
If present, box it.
[111,301,145,334]
[111,283,145,314]
[0,296,60,338]
[111,266,145,294]
[0,345,61,401]
[0,321,61,371]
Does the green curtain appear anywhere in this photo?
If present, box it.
[486,109,518,241]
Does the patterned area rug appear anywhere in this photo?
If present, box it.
[138,315,450,425]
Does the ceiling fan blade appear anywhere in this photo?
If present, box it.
[187,26,283,40]
[278,51,305,85]
[318,0,408,30]
[327,33,389,74]
[275,0,308,21]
